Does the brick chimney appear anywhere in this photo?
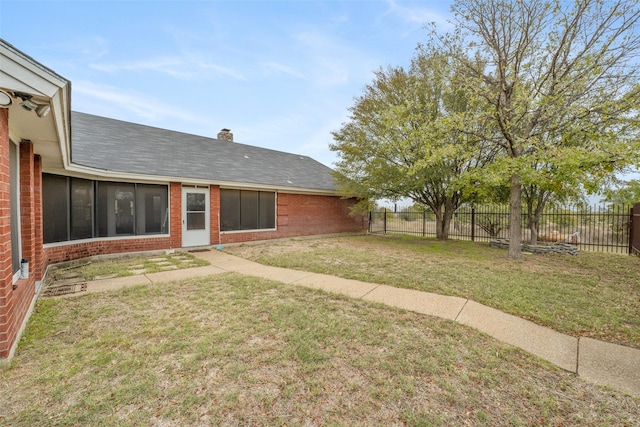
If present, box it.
[217,128,233,142]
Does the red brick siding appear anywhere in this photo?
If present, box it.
[0,108,12,357]
[210,185,220,246]
[218,192,366,245]
[33,156,44,280]
[0,132,40,358]
[169,182,182,249]
[44,236,172,265]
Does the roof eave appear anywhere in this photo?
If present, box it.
[57,163,339,196]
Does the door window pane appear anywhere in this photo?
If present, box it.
[187,212,206,230]
[187,193,205,212]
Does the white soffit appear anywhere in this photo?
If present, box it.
[0,39,71,170]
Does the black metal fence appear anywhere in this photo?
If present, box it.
[370,204,635,254]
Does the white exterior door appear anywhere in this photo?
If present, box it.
[182,187,210,247]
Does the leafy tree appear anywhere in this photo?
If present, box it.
[522,166,589,244]
[439,0,640,258]
[331,48,496,239]
[602,179,640,205]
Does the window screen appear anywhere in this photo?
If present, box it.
[43,174,70,243]
[220,189,275,231]
[43,174,168,242]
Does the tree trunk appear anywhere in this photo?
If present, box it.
[508,174,522,260]
[435,209,449,240]
[529,218,539,245]
[433,202,456,239]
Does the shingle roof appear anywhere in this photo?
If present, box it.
[70,112,337,192]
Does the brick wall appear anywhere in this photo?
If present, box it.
[218,192,366,245]
[44,236,173,265]
[33,156,44,280]
[210,185,220,246]
[0,108,11,358]
[0,129,41,358]
[169,182,182,249]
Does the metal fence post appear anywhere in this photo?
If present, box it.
[384,210,387,234]
[629,207,633,255]
[471,207,475,242]
[423,210,426,237]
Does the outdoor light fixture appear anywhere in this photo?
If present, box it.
[0,89,12,108]
[35,104,50,118]
[14,92,50,118]
[20,97,39,111]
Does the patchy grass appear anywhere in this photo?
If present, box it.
[1,274,638,426]
[48,252,209,281]
[225,235,640,348]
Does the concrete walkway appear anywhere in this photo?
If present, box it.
[64,249,640,397]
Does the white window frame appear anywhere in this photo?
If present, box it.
[10,139,22,283]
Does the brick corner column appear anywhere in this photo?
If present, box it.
[210,185,220,246]
[169,182,182,249]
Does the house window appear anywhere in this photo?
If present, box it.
[96,182,136,236]
[42,174,168,243]
[42,174,69,243]
[137,184,169,234]
[220,189,276,231]
[9,141,21,279]
[70,178,93,240]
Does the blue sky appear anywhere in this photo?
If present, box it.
[0,0,453,167]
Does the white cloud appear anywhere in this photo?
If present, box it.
[383,0,453,29]
[293,30,377,88]
[89,57,191,78]
[261,61,306,79]
[72,80,204,124]
[90,53,247,81]
[190,57,247,81]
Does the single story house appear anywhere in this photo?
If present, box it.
[0,39,366,359]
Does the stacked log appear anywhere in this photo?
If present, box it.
[490,239,579,256]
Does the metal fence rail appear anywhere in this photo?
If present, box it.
[370,204,634,254]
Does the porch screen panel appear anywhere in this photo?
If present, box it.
[43,174,70,243]
[137,184,168,234]
[220,189,240,231]
[240,191,259,230]
[44,176,169,242]
[70,178,94,240]
[259,192,276,229]
[96,182,136,237]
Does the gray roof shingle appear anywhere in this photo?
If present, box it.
[70,112,337,192]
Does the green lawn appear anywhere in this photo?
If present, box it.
[1,274,637,426]
[225,234,640,348]
[47,252,209,281]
